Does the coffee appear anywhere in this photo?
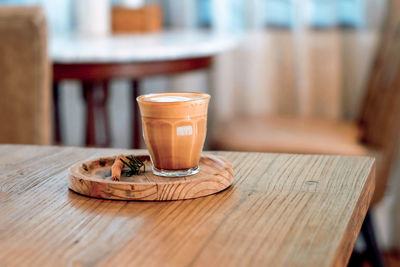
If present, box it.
[137,92,210,177]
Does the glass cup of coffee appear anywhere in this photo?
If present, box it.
[137,92,210,177]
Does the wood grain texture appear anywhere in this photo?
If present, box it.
[69,154,234,201]
[0,145,375,266]
[211,115,390,206]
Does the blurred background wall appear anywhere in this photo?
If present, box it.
[3,0,387,144]
[3,0,400,251]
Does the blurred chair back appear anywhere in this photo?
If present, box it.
[0,6,51,145]
[359,0,400,201]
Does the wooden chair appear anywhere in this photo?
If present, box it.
[212,1,400,266]
[0,6,51,145]
[213,1,399,207]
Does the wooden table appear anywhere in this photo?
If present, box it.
[51,31,239,148]
[0,145,375,266]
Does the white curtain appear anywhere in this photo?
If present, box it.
[167,0,384,121]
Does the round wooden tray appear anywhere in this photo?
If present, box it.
[68,154,234,201]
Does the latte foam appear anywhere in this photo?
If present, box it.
[148,96,194,102]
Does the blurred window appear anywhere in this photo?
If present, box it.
[1,0,367,34]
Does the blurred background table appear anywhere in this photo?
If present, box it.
[51,30,238,148]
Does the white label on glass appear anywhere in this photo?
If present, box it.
[177,125,192,136]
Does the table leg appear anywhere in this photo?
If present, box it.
[361,212,385,267]
[82,81,111,147]
[132,80,141,148]
[205,66,215,150]
[100,81,111,147]
[82,82,96,146]
[53,82,61,144]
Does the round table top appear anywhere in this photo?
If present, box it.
[50,30,241,64]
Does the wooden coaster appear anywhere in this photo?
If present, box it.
[68,154,234,201]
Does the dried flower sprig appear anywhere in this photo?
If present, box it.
[120,155,146,176]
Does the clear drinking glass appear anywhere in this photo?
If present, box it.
[137,92,210,177]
